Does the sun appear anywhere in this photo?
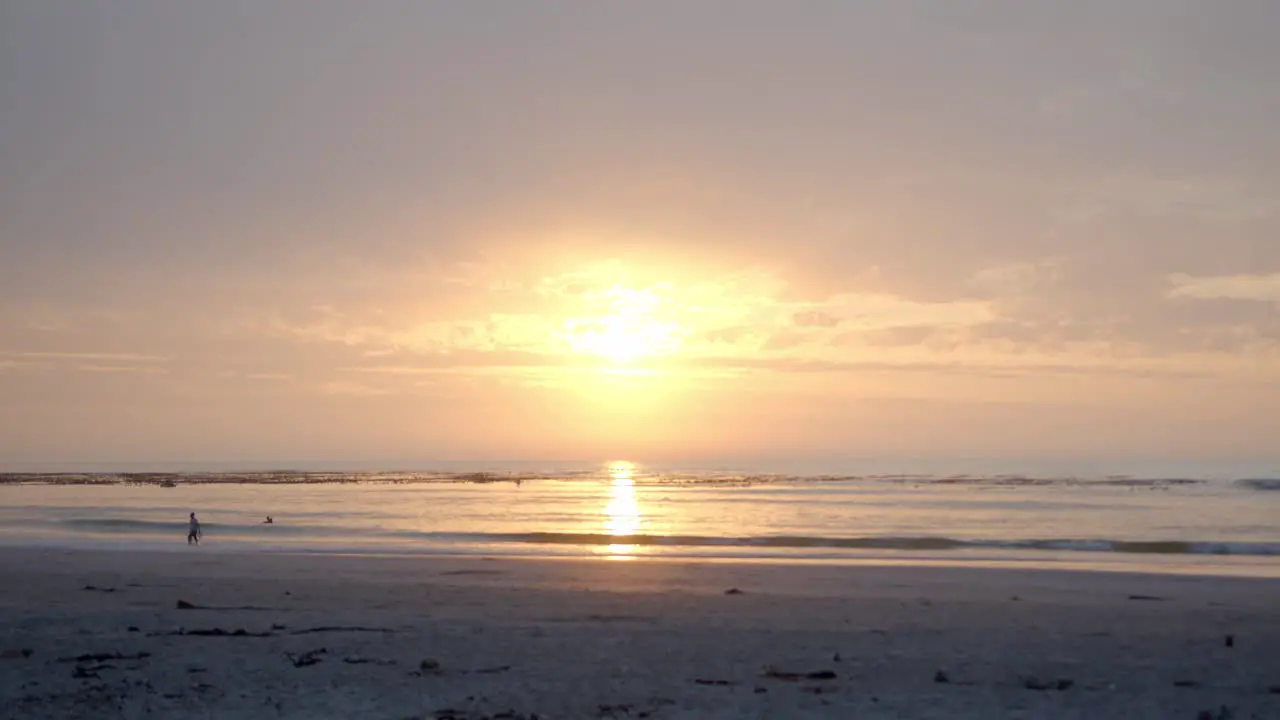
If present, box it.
[567,316,679,363]
[562,283,688,363]
[608,460,637,479]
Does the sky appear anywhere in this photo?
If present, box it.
[2,1,1278,474]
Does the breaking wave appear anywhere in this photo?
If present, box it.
[54,518,1280,557]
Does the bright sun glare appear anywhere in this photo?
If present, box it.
[604,460,641,557]
[563,284,687,363]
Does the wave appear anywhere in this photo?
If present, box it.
[1,471,1256,490]
[488,533,1280,557]
[54,519,1280,557]
[61,518,321,536]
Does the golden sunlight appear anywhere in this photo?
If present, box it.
[608,460,637,478]
[603,460,641,557]
[563,284,688,363]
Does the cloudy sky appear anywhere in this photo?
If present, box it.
[2,1,1277,473]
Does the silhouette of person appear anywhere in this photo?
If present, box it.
[187,512,201,544]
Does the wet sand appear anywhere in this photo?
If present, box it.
[1,548,1278,719]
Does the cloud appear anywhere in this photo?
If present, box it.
[1168,273,1280,303]
[0,351,167,362]
[674,355,1216,382]
[0,351,171,376]
[214,371,294,381]
[318,381,393,397]
[968,259,1065,297]
[242,265,1000,370]
[75,364,169,375]
[1054,176,1275,225]
[852,326,945,348]
[792,310,842,328]
[342,351,567,373]
[244,372,293,381]
[208,251,1280,386]
[816,293,992,331]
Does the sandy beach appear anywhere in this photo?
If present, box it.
[1,549,1277,719]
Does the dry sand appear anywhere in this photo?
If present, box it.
[0,548,1277,719]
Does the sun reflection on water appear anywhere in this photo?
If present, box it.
[604,461,641,558]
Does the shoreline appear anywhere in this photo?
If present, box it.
[2,547,1279,718]
[6,545,1280,601]
[3,539,1278,580]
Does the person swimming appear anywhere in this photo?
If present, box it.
[187,512,201,545]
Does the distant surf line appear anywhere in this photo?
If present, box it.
[6,471,1274,490]
[46,519,1280,557]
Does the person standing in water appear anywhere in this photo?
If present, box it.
[187,512,202,545]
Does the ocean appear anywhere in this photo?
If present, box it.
[2,465,1277,577]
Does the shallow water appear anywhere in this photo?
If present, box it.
[1,468,1277,576]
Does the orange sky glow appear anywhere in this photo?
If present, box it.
[1,3,1277,474]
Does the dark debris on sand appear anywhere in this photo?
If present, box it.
[71,665,107,679]
[152,628,274,638]
[285,648,327,668]
[57,652,150,663]
[429,711,547,720]
[596,698,676,718]
[343,655,397,666]
[1022,676,1074,691]
[148,625,393,638]
[8,679,138,717]
[176,599,277,611]
[761,666,838,682]
[81,585,117,593]
[290,625,395,635]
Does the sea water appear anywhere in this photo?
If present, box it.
[1,469,1277,577]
